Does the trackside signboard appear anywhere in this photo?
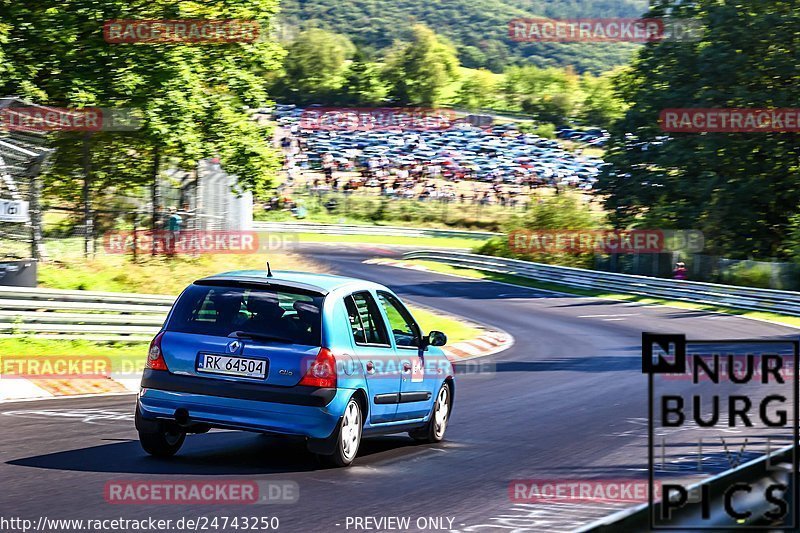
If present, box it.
[0,199,29,223]
[643,333,798,530]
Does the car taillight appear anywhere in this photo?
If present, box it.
[146,331,168,371]
[298,348,337,388]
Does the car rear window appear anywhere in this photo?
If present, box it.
[166,284,323,346]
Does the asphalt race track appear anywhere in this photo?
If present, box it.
[2,243,798,532]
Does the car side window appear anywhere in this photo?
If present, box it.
[345,292,389,346]
[376,291,421,348]
[344,296,366,344]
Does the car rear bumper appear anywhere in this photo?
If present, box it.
[140,369,336,406]
[137,369,348,439]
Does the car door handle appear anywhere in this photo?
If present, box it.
[402,362,411,372]
[366,361,375,374]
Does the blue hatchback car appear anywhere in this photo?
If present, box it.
[135,269,453,466]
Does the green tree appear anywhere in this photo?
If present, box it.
[782,213,800,264]
[280,0,644,72]
[505,65,581,124]
[579,68,628,128]
[458,45,487,69]
[0,0,284,238]
[477,193,605,267]
[457,69,498,110]
[341,49,387,105]
[283,28,355,100]
[383,25,459,106]
[599,0,800,259]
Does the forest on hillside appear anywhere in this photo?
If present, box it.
[278,0,648,72]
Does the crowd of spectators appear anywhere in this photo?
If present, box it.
[271,106,606,211]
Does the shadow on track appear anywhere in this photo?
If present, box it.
[459,355,643,374]
[6,432,427,474]
[391,280,581,300]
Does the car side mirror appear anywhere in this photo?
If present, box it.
[425,330,447,347]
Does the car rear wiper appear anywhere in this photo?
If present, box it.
[228,331,295,344]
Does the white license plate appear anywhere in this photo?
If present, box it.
[197,354,267,379]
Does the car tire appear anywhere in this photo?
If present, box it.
[139,427,186,457]
[409,382,451,443]
[318,397,362,468]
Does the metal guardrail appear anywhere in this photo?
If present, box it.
[402,250,800,316]
[6,247,800,340]
[0,287,173,341]
[577,445,794,531]
[0,286,173,304]
[252,221,499,239]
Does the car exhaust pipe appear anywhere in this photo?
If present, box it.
[174,408,190,427]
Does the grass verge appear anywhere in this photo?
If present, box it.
[0,338,148,375]
[402,259,800,329]
[38,252,325,294]
[404,306,483,344]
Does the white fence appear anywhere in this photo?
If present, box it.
[403,250,800,316]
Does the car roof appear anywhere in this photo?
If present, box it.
[196,270,379,296]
